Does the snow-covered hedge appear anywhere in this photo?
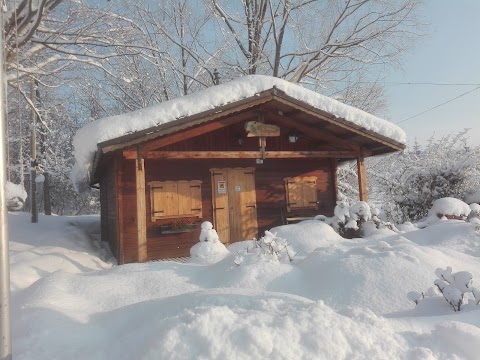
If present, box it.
[375,131,480,223]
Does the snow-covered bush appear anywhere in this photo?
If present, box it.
[318,196,392,238]
[349,201,372,221]
[468,204,480,231]
[428,197,471,220]
[467,203,480,225]
[468,203,480,217]
[409,267,480,312]
[234,230,296,265]
[465,189,480,204]
[412,198,476,229]
[5,181,27,211]
[374,131,480,223]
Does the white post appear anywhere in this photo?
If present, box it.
[0,3,12,359]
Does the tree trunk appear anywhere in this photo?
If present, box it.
[43,172,52,215]
[30,80,38,223]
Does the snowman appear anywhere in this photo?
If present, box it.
[199,221,219,243]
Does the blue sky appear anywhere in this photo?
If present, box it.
[384,0,480,146]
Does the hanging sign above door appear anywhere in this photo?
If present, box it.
[245,121,280,137]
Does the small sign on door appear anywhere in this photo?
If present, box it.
[218,181,227,194]
[234,185,241,192]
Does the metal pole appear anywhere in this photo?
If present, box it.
[0,1,12,358]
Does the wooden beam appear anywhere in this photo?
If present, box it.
[124,150,358,159]
[267,112,363,153]
[356,153,368,202]
[271,94,405,151]
[101,94,275,154]
[135,152,147,262]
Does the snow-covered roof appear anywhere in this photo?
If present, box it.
[72,75,406,187]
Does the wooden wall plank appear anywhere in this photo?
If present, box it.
[113,156,123,264]
[100,155,121,263]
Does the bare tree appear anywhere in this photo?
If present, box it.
[79,0,226,113]
[4,0,145,199]
[86,0,424,114]
[4,0,146,84]
[211,0,422,80]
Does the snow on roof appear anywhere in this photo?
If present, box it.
[72,75,407,187]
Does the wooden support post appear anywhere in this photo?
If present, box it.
[135,148,147,262]
[330,158,338,203]
[356,152,368,202]
[259,137,266,160]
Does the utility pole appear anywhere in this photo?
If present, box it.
[0,2,12,358]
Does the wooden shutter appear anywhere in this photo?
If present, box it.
[189,181,203,217]
[150,182,169,220]
[149,180,202,221]
[285,177,303,211]
[302,178,318,209]
[284,177,318,212]
[163,181,179,217]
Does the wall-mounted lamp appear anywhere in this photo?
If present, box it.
[288,130,298,143]
[236,134,244,146]
[256,158,264,165]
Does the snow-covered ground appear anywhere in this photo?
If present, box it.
[9,213,480,359]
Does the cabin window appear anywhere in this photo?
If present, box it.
[148,180,202,221]
[284,176,318,212]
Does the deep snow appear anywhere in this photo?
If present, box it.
[9,213,480,359]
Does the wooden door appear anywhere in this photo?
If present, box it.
[211,169,230,243]
[211,168,258,244]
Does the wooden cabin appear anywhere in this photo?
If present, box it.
[87,76,405,264]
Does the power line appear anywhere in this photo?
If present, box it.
[395,86,480,125]
[389,82,480,86]
[354,81,480,86]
